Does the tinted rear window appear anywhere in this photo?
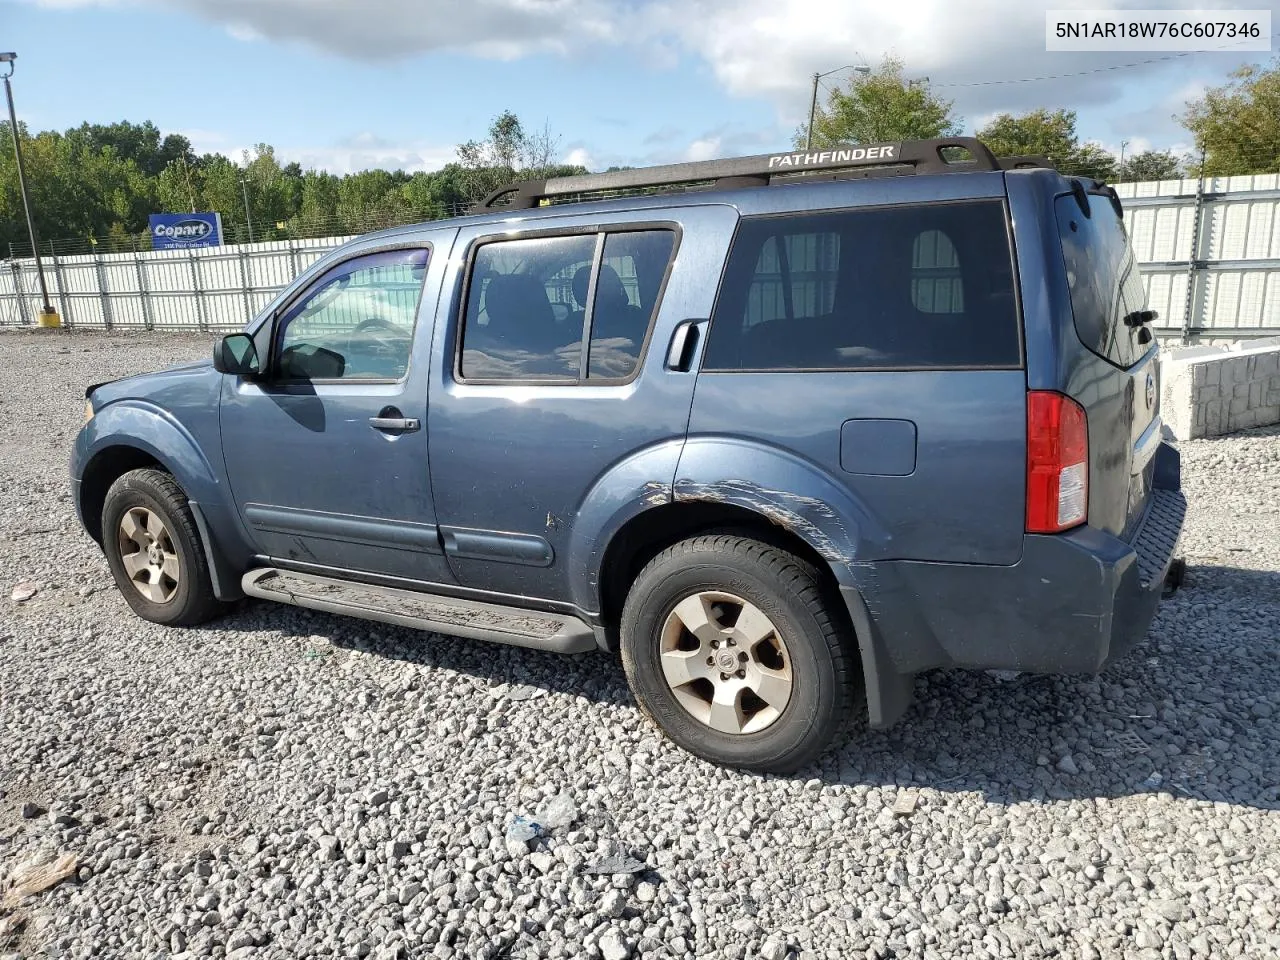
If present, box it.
[703,200,1021,371]
[1056,192,1149,369]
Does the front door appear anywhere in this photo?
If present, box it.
[427,206,740,607]
[219,243,454,584]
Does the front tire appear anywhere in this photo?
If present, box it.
[101,468,223,626]
[620,534,858,773]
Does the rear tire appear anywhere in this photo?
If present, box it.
[620,534,858,772]
[102,468,223,626]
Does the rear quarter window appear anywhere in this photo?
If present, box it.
[703,199,1021,371]
[1056,192,1149,369]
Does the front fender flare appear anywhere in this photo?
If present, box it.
[76,399,222,502]
[74,401,248,600]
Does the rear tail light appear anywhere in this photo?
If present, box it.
[1026,391,1088,533]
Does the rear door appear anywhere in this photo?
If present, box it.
[1054,190,1160,538]
[687,191,1028,565]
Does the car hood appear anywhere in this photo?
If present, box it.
[86,357,216,404]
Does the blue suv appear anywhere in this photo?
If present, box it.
[72,139,1186,772]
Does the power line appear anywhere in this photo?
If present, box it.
[807,34,1277,92]
[933,33,1280,88]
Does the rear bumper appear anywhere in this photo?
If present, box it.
[848,441,1186,723]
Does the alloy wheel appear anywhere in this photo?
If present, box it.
[117,506,180,604]
[659,590,793,734]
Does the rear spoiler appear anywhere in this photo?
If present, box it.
[1068,178,1124,220]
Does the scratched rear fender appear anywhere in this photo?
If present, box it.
[673,436,892,583]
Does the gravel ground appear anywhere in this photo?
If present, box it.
[1,328,1278,960]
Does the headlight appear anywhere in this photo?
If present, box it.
[84,400,95,423]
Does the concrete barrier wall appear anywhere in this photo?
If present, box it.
[1160,337,1280,439]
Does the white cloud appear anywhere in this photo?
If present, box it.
[225,22,261,42]
[275,141,457,175]
[29,0,1267,145]
[648,0,1270,124]
[563,147,594,168]
[684,137,722,162]
[136,0,621,61]
[190,133,457,175]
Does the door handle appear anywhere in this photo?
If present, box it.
[666,319,704,372]
[369,416,420,432]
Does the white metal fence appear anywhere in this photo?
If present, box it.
[3,174,1280,338]
[1116,173,1280,339]
[0,236,352,331]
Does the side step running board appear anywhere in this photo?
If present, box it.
[241,568,596,654]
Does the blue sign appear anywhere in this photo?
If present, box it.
[149,212,223,249]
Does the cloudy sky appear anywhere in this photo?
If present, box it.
[4,0,1277,173]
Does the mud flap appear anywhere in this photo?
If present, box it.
[188,500,245,602]
[839,585,915,728]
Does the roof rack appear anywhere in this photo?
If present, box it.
[473,137,1056,211]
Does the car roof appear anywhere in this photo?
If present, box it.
[362,165,1069,247]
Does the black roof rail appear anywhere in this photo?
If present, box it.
[473,137,1054,212]
[998,154,1053,170]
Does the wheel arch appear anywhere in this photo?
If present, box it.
[598,500,917,730]
[598,500,847,646]
[79,445,167,545]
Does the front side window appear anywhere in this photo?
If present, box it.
[275,248,429,380]
[703,201,1020,371]
[460,229,675,382]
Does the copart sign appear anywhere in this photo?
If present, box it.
[148,212,223,250]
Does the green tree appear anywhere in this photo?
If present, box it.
[337,168,412,232]
[1,112,585,251]
[976,108,1116,180]
[295,170,343,232]
[240,144,299,238]
[67,121,195,178]
[1117,149,1184,182]
[1182,59,1280,176]
[402,169,461,219]
[197,154,247,239]
[156,157,201,213]
[454,111,582,203]
[465,111,521,167]
[798,57,960,148]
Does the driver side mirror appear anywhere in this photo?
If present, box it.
[214,333,260,376]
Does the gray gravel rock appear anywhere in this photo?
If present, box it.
[598,928,630,960]
[1,330,1279,960]
[600,887,628,918]
[537,791,578,830]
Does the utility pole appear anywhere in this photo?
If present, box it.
[806,64,871,151]
[1,52,59,326]
[240,177,254,243]
[1118,140,1129,181]
[806,73,820,152]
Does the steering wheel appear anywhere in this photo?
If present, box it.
[352,316,403,338]
[345,317,410,375]
[346,316,406,350]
